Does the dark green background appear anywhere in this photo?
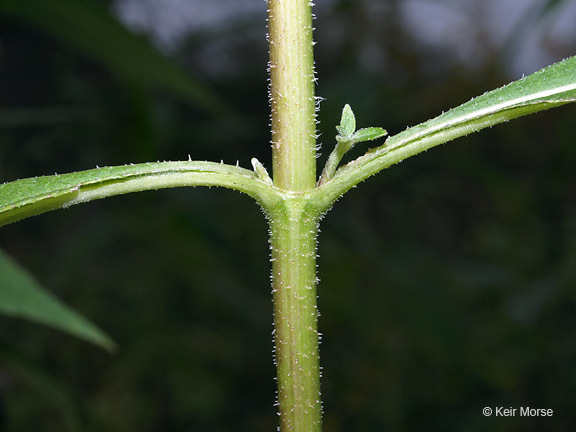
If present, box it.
[1,0,575,430]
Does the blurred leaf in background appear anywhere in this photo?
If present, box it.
[0,0,226,113]
[0,248,114,350]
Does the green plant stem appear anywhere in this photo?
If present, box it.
[268,0,317,191]
[267,0,321,430]
[318,136,354,185]
[268,198,322,432]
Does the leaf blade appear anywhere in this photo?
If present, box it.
[0,161,276,227]
[351,127,387,143]
[320,55,576,202]
[381,56,576,159]
[338,104,356,137]
[0,248,114,351]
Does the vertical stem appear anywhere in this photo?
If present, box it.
[269,200,322,432]
[267,0,321,430]
[268,0,317,191]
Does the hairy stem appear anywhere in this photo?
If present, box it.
[267,0,322,430]
[269,199,322,432]
[268,0,317,191]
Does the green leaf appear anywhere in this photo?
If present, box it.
[0,248,114,351]
[321,55,576,200]
[338,104,356,137]
[0,0,225,113]
[384,55,576,157]
[0,161,279,227]
[251,158,273,185]
[351,127,388,143]
[319,108,387,185]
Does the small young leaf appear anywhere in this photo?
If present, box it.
[338,104,356,137]
[251,158,273,185]
[351,127,388,143]
[0,248,115,351]
[319,107,388,185]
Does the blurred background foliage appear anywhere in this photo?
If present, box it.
[1,0,576,430]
